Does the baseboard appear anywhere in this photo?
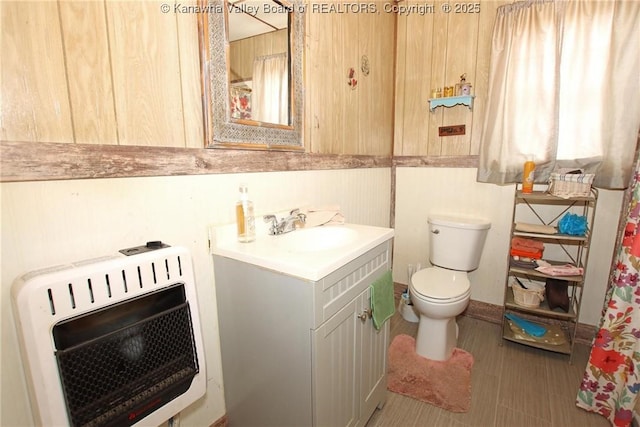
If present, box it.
[463,299,503,325]
[393,282,598,345]
[210,414,228,427]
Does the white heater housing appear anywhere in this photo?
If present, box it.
[11,245,206,427]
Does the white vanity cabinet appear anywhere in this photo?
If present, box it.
[313,281,389,427]
[213,239,391,427]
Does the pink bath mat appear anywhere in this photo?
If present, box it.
[387,334,473,412]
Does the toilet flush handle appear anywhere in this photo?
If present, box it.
[431,229,440,234]
[358,308,372,322]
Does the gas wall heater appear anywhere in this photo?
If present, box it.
[11,243,206,427]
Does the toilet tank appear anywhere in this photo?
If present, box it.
[428,215,491,271]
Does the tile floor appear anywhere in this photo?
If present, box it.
[365,309,611,427]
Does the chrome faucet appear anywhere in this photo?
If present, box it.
[263,209,307,235]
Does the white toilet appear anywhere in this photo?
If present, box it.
[409,215,491,361]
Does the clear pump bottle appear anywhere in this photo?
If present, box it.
[236,184,255,242]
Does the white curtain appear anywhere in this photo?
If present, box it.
[252,53,289,125]
[477,0,640,189]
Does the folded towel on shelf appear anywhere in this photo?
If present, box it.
[511,237,544,251]
[535,260,583,276]
[515,222,557,235]
[510,247,543,259]
[510,237,544,259]
[301,205,345,228]
[370,270,395,330]
[509,257,538,269]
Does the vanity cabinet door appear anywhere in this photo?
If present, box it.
[358,288,389,424]
[312,283,390,427]
[312,297,359,427]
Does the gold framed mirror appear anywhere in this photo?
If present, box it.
[200,0,305,150]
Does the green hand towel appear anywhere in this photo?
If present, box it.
[371,270,395,330]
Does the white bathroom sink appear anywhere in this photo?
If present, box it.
[276,225,359,253]
[210,222,394,281]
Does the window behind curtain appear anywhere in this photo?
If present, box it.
[478,0,640,189]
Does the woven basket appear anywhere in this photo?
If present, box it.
[549,172,594,197]
[512,283,545,308]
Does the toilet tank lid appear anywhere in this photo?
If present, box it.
[428,215,491,230]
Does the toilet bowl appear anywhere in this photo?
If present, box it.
[409,215,490,361]
[410,267,471,361]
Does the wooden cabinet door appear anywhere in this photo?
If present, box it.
[312,298,359,427]
[357,287,389,426]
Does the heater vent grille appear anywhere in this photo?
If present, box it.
[43,255,184,317]
[54,293,198,427]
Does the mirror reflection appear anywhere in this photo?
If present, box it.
[227,0,291,126]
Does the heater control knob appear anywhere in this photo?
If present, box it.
[119,241,170,256]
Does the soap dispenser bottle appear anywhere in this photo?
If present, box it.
[236,184,255,242]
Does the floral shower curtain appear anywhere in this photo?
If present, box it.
[576,159,640,426]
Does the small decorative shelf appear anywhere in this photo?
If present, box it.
[428,95,475,112]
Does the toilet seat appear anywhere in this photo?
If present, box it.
[410,267,470,302]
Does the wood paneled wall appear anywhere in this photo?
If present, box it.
[305,3,395,156]
[1,0,508,172]
[2,1,74,144]
[1,0,203,148]
[394,0,508,156]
